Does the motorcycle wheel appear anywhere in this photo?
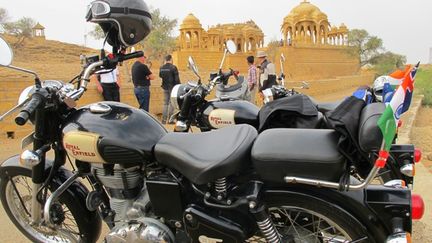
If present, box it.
[0,171,91,243]
[248,193,376,243]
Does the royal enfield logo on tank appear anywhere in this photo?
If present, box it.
[208,109,235,128]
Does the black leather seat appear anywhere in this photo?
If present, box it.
[154,125,258,185]
[317,100,342,113]
[252,129,346,183]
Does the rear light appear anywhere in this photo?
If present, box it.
[400,164,415,177]
[411,194,425,220]
[398,120,403,128]
[386,232,411,243]
[414,148,422,163]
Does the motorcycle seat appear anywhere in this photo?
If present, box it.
[216,76,246,93]
[252,128,346,183]
[316,100,342,113]
[154,124,258,185]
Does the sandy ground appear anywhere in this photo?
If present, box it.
[0,99,430,242]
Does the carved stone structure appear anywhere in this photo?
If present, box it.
[173,1,358,79]
[281,0,348,46]
[177,13,264,53]
[32,23,46,39]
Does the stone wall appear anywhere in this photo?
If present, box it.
[173,45,359,80]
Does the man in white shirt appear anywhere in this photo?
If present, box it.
[97,67,121,102]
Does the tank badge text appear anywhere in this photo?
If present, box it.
[210,116,233,126]
[65,143,96,157]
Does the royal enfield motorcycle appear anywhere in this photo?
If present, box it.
[172,53,421,188]
[0,34,425,243]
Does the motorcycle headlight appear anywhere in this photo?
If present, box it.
[170,84,185,110]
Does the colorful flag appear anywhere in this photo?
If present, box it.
[377,64,419,153]
[401,63,419,113]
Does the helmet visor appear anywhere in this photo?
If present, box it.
[86,1,111,21]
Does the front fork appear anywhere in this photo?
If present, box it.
[30,108,46,224]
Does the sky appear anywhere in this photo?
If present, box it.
[1,0,431,64]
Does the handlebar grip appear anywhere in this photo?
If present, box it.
[119,51,144,62]
[15,94,43,126]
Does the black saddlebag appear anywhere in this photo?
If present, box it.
[252,129,346,183]
[258,94,321,132]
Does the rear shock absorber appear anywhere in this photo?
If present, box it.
[250,202,281,243]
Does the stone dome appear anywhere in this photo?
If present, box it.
[283,1,328,25]
[180,13,202,29]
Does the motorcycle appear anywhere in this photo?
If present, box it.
[213,40,249,101]
[0,36,424,243]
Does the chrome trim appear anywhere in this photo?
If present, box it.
[20,150,41,167]
[284,166,380,191]
[31,183,43,224]
[44,173,81,226]
[384,179,406,188]
[386,232,409,243]
[89,103,112,114]
[400,164,415,177]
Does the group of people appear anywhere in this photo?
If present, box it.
[96,54,180,124]
[246,50,277,104]
[96,49,277,122]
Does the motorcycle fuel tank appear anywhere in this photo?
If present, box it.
[62,102,167,164]
[201,100,259,130]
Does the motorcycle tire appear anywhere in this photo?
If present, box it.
[0,168,100,243]
[259,192,378,243]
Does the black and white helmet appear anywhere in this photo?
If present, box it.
[86,0,152,48]
[372,76,389,102]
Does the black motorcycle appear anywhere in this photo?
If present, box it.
[171,55,421,188]
[0,35,424,242]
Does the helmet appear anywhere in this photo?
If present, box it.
[86,0,152,48]
[372,76,389,102]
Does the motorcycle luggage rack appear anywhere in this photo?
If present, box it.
[284,141,387,191]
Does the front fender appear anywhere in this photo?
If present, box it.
[0,155,102,243]
[265,185,411,242]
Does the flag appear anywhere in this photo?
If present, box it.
[377,64,419,153]
[382,83,395,103]
[401,63,419,113]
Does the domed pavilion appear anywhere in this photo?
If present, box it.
[178,14,264,52]
[281,0,348,46]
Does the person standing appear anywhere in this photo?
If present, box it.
[159,54,180,124]
[132,55,155,111]
[246,55,257,104]
[256,51,277,93]
[97,67,120,102]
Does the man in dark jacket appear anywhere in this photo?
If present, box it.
[159,54,180,124]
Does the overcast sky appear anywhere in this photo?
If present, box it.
[1,0,431,63]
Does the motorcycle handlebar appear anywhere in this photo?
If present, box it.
[118,51,144,62]
[15,93,44,126]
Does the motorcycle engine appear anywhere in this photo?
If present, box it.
[105,217,175,243]
[92,164,175,243]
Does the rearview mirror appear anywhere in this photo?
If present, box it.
[188,56,199,75]
[226,40,237,54]
[0,37,13,66]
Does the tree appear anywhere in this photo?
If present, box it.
[3,17,36,47]
[140,8,177,62]
[347,29,384,67]
[0,8,9,25]
[370,51,407,76]
[88,24,105,40]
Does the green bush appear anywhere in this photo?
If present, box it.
[415,65,432,106]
